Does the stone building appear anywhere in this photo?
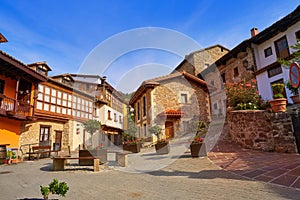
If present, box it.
[51,74,126,146]
[129,71,215,141]
[173,44,229,76]
[201,40,256,116]
[20,63,96,153]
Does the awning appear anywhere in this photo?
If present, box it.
[159,109,183,118]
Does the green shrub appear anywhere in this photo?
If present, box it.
[40,178,69,200]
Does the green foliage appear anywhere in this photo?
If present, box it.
[40,186,50,198]
[225,79,260,110]
[235,102,258,110]
[278,39,300,67]
[286,80,299,95]
[148,125,162,136]
[272,83,285,99]
[6,151,16,159]
[40,178,69,199]
[82,119,101,135]
[189,120,207,133]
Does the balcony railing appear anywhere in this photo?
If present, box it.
[0,94,32,119]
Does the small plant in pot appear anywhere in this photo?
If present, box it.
[40,178,69,200]
[286,81,300,104]
[149,125,170,154]
[190,122,207,157]
[269,83,287,112]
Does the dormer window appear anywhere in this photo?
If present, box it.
[62,76,72,85]
[36,65,48,76]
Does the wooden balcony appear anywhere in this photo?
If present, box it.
[0,94,33,120]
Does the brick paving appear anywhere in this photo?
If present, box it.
[208,139,300,190]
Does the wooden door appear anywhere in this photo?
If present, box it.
[165,122,174,139]
[55,131,62,151]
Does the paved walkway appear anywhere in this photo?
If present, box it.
[1,142,300,199]
[208,139,300,190]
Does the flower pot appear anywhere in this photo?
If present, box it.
[155,142,170,154]
[291,95,300,104]
[190,143,206,157]
[123,143,141,153]
[269,98,287,112]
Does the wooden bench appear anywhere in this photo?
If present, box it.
[26,145,59,160]
[52,157,100,172]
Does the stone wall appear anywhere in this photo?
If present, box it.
[227,110,297,153]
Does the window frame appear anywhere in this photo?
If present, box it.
[274,35,290,59]
[180,93,188,104]
[264,47,273,58]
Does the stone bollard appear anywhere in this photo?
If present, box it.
[93,159,100,172]
[117,153,128,167]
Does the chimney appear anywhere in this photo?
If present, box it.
[251,28,259,37]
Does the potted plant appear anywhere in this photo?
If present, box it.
[149,125,170,154]
[155,139,170,155]
[123,140,141,153]
[190,123,207,157]
[269,83,287,112]
[40,178,69,200]
[190,136,205,157]
[286,81,300,104]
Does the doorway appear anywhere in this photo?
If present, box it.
[54,131,62,151]
[165,121,174,139]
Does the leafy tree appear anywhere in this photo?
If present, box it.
[82,119,101,146]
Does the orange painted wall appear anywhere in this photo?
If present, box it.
[0,75,17,98]
[0,117,21,148]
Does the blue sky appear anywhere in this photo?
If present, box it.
[0,0,299,93]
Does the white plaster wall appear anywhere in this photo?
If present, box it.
[255,21,300,69]
[256,68,292,103]
[97,105,123,129]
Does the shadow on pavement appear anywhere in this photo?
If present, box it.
[147,169,247,180]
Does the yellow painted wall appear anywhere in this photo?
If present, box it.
[0,117,21,148]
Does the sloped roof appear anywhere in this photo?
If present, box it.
[28,61,52,71]
[0,50,47,82]
[129,71,215,105]
[252,5,300,44]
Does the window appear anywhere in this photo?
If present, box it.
[180,93,188,103]
[144,124,147,137]
[114,113,117,122]
[0,79,4,94]
[108,110,112,120]
[143,96,146,117]
[267,65,282,78]
[233,67,239,77]
[119,116,122,123]
[221,73,226,83]
[264,47,273,57]
[296,30,300,40]
[137,102,140,120]
[274,36,290,59]
[39,126,50,142]
[210,80,214,86]
[213,103,218,110]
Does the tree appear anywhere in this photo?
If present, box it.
[82,119,101,147]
